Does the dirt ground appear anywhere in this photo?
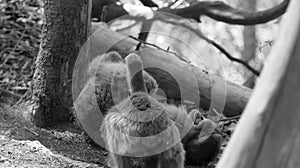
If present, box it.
[0,104,225,168]
[0,105,107,168]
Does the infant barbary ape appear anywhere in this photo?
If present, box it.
[101,53,185,168]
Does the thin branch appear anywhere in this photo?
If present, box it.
[15,89,30,105]
[0,89,22,99]
[211,41,260,76]
[220,115,241,122]
[160,0,290,25]
[23,126,39,136]
[103,0,289,25]
[128,35,190,63]
[168,0,185,8]
[160,17,260,75]
[139,0,158,7]
[168,0,180,8]
[136,20,154,50]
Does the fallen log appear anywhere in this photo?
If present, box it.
[75,22,251,117]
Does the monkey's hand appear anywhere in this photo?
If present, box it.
[197,118,217,143]
[182,109,217,144]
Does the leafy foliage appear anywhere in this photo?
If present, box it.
[0,0,43,106]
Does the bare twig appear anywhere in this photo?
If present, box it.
[0,89,22,99]
[160,17,260,75]
[103,0,289,25]
[258,40,274,53]
[211,41,260,76]
[160,0,290,25]
[11,29,26,55]
[15,89,30,105]
[128,35,190,63]
[140,0,158,7]
[23,126,39,136]
[220,115,241,122]
[168,0,185,8]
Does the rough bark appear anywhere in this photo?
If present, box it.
[77,23,252,117]
[217,0,300,167]
[31,0,91,127]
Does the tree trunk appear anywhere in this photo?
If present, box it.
[217,0,300,167]
[239,0,257,61]
[31,0,91,127]
[239,0,257,89]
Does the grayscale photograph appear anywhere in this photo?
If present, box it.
[0,0,297,167]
